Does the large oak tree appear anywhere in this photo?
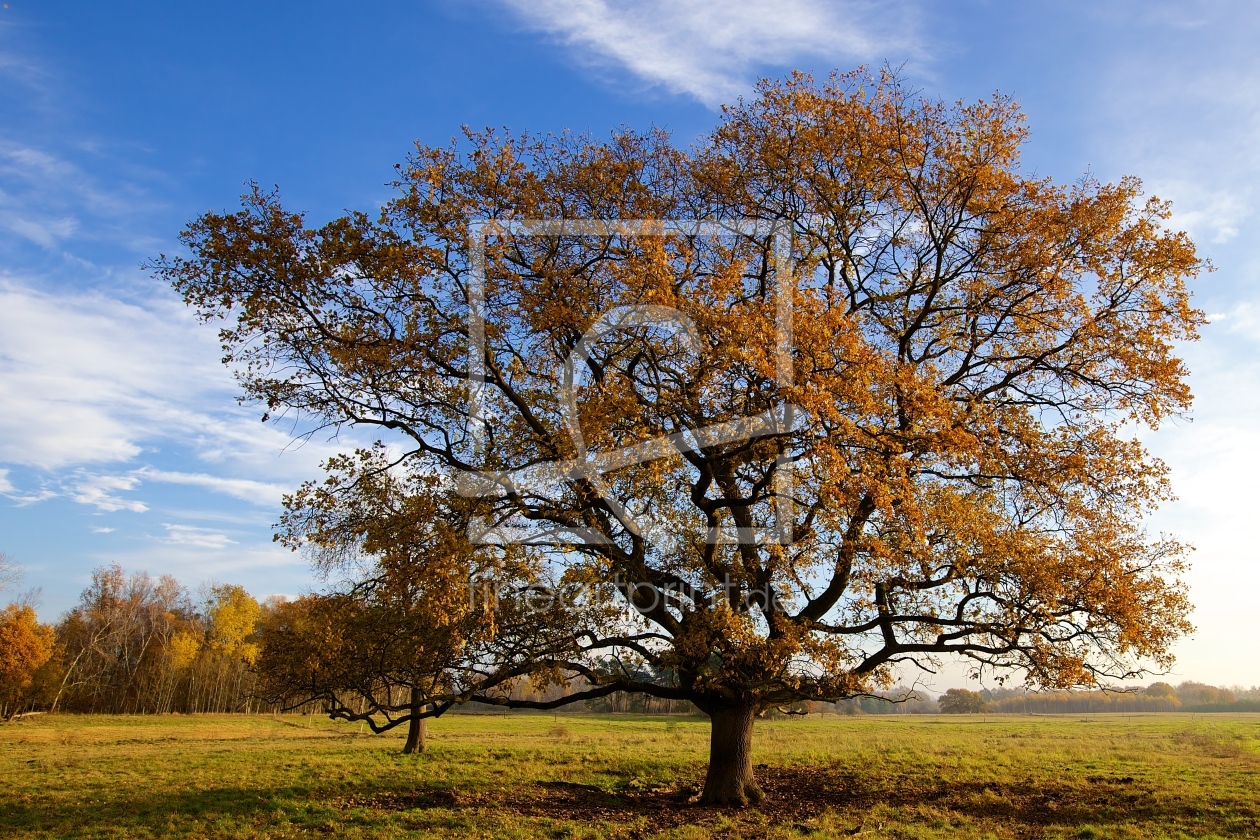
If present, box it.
[156,71,1203,806]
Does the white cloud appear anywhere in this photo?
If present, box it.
[1,212,79,248]
[0,481,56,506]
[0,24,54,100]
[91,526,115,534]
[70,473,147,513]
[135,468,290,507]
[0,280,215,468]
[0,279,344,477]
[161,523,237,550]
[1148,182,1251,246]
[0,468,50,506]
[495,0,923,106]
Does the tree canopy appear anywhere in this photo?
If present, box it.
[155,69,1203,805]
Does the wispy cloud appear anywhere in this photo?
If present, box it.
[0,15,55,96]
[0,280,213,468]
[0,279,342,476]
[91,526,116,534]
[136,468,290,507]
[70,473,147,513]
[0,469,56,505]
[161,523,237,550]
[0,140,163,254]
[495,0,923,106]
[97,538,302,581]
[1209,300,1260,341]
[0,278,352,523]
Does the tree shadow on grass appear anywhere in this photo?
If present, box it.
[335,767,1260,836]
[5,768,1257,837]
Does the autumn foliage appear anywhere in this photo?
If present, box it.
[155,70,1204,805]
[0,604,55,720]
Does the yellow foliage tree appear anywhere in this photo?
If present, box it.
[166,628,202,672]
[207,584,262,665]
[0,604,56,720]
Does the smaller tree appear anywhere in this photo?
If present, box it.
[0,604,56,720]
[258,447,593,752]
[258,592,453,752]
[938,688,988,714]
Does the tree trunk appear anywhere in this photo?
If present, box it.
[402,687,426,754]
[700,703,763,806]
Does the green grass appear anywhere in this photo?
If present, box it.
[2,712,1258,839]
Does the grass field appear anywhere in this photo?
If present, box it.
[2,712,1258,839]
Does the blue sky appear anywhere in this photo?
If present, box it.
[2,0,1258,687]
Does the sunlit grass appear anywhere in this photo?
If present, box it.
[2,712,1257,838]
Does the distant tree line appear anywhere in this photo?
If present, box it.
[0,563,271,719]
[926,682,1260,715]
[1,558,1257,721]
[976,682,1260,714]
